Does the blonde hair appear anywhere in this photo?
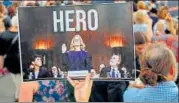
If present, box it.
[70,34,86,51]
[137,1,147,10]
[135,10,147,24]
[0,4,5,18]
[158,6,168,19]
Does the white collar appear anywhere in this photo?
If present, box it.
[34,70,39,73]
[54,75,58,78]
[34,70,39,79]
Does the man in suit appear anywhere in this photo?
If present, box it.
[28,55,50,80]
[90,53,127,102]
[100,54,124,78]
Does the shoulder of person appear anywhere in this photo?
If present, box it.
[172,85,179,96]
[0,31,15,39]
[100,67,107,72]
[104,66,111,71]
[0,31,6,38]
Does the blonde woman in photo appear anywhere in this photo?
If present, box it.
[61,34,92,72]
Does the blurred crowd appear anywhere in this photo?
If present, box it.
[0,0,178,102]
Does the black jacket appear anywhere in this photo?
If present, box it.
[0,31,20,74]
[89,81,127,102]
[29,67,51,79]
[100,66,125,78]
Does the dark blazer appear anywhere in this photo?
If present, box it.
[90,81,127,102]
[31,67,50,79]
[61,50,92,72]
[100,66,124,78]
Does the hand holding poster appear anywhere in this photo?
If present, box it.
[18,3,136,81]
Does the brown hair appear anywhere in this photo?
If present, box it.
[134,32,148,45]
[139,43,177,86]
[158,6,168,19]
[7,2,20,18]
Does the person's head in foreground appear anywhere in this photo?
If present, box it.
[124,43,178,102]
[139,43,178,85]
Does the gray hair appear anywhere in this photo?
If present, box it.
[140,43,177,76]
[139,43,178,86]
[140,43,178,79]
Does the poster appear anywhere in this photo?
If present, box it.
[18,3,136,81]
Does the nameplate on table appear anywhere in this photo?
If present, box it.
[68,70,89,77]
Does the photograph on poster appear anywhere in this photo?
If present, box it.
[18,3,135,81]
